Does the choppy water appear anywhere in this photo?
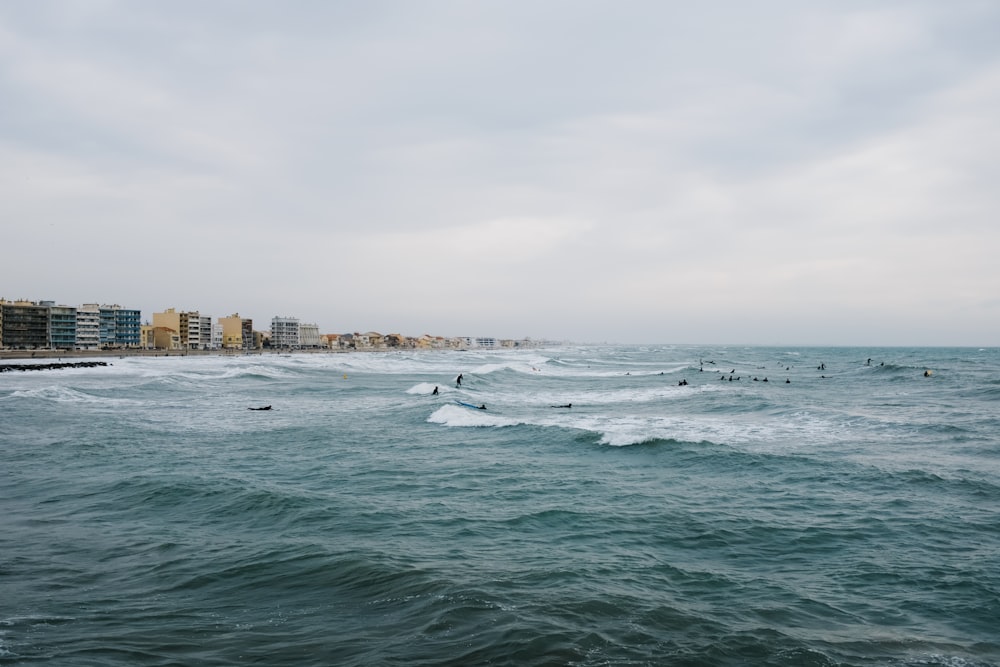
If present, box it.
[2,345,998,666]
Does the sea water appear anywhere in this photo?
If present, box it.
[1,345,998,666]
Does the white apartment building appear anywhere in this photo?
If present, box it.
[185,313,214,350]
[212,322,223,349]
[271,316,300,348]
[299,322,321,348]
[76,303,101,350]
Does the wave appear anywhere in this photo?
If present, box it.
[424,398,846,450]
[427,404,526,428]
[4,385,141,406]
[406,382,456,396]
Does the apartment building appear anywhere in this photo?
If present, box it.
[76,304,101,350]
[0,301,49,349]
[0,300,142,350]
[100,305,141,348]
[299,322,321,348]
[47,304,78,350]
[153,308,213,350]
[270,316,300,348]
[218,313,254,350]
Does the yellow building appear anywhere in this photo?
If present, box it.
[218,313,249,349]
[152,308,212,350]
[141,325,182,350]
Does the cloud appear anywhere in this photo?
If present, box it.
[1,2,998,344]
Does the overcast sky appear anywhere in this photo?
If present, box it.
[2,2,998,345]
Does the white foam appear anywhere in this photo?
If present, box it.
[427,404,524,427]
[407,382,454,395]
[9,386,139,405]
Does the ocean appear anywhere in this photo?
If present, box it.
[2,345,998,666]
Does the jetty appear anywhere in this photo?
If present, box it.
[0,361,110,373]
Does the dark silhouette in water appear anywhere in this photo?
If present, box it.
[552,404,572,408]
[0,361,109,373]
[248,405,272,411]
[432,386,439,395]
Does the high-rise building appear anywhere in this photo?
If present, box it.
[76,304,101,350]
[99,305,141,348]
[270,316,300,348]
[0,301,49,349]
[47,304,78,350]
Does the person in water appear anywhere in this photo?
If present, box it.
[456,374,463,386]
[248,405,272,411]
[552,403,572,408]
[432,386,439,395]
[478,404,486,410]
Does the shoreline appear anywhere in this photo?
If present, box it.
[0,348,349,361]
[0,347,489,361]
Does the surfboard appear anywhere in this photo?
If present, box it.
[454,400,485,410]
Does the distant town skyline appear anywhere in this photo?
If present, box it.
[2,3,998,346]
[1,298,544,352]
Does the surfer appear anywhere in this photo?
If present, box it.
[478,404,486,410]
[432,386,439,395]
[552,403,572,408]
[456,374,463,386]
[248,405,272,411]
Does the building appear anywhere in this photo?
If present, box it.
[299,322,321,348]
[46,303,78,350]
[0,300,140,350]
[143,325,182,350]
[270,316,300,348]
[153,308,212,350]
[218,313,254,350]
[102,305,141,348]
[76,304,101,350]
[0,300,49,349]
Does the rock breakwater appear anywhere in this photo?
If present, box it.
[0,361,110,373]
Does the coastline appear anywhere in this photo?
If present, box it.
[0,348,354,361]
